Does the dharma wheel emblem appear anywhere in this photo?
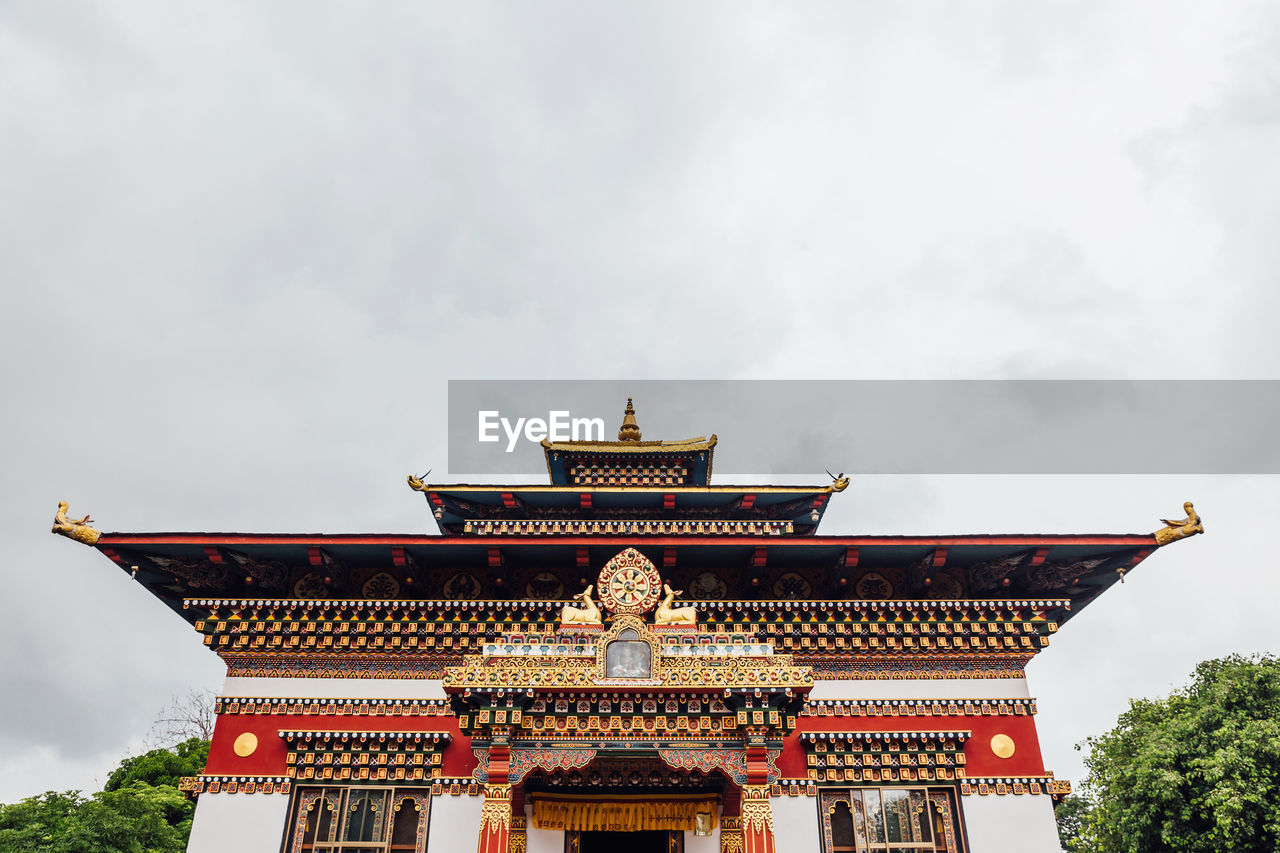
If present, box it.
[597,548,662,615]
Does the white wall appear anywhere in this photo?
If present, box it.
[808,678,1030,700]
[685,827,720,852]
[526,823,563,853]
[426,794,485,853]
[961,794,1061,853]
[186,792,290,853]
[771,796,819,851]
[221,676,446,699]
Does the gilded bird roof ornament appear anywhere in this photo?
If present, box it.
[1153,501,1204,547]
[52,501,101,546]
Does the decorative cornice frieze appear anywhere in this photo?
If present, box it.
[960,775,1069,797]
[802,698,1036,717]
[216,697,452,716]
[178,775,290,795]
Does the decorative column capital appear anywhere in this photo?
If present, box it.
[720,815,745,853]
[740,785,775,853]
[509,815,528,853]
[477,784,512,853]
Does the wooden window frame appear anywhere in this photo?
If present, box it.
[818,786,965,853]
[284,785,431,853]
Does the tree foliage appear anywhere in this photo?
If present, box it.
[1070,654,1280,853]
[0,785,191,853]
[1054,794,1092,852]
[104,737,208,793]
[0,738,208,852]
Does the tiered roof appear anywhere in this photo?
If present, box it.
[55,399,1197,636]
[541,398,717,487]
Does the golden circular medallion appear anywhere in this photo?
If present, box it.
[990,733,1016,759]
[597,548,662,615]
[233,732,259,757]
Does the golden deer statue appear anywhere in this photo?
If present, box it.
[560,585,602,626]
[654,583,697,626]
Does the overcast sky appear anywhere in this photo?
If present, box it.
[2,1,1277,803]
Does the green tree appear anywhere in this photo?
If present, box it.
[104,737,208,792]
[1054,794,1094,852]
[0,737,209,852]
[1078,654,1280,853]
[0,785,190,853]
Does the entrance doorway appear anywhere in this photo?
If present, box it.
[577,830,677,853]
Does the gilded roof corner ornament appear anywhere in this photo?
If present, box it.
[52,501,101,546]
[1153,501,1204,547]
[407,470,431,492]
[618,397,642,442]
[826,470,850,493]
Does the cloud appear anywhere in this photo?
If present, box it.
[1,0,1276,801]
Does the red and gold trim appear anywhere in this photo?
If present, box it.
[740,785,775,853]
[477,784,512,853]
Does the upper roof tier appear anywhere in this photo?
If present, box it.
[541,398,718,487]
[414,485,843,536]
[408,399,849,534]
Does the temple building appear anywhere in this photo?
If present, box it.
[52,400,1204,853]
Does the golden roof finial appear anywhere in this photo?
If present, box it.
[52,500,101,546]
[618,397,642,442]
[1153,501,1204,547]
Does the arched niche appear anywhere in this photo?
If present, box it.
[605,628,652,678]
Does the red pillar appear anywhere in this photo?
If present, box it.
[509,788,527,853]
[739,737,776,853]
[720,785,743,853]
[477,741,512,853]
[477,784,511,853]
[740,785,775,853]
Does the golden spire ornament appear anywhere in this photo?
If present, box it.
[618,397,642,442]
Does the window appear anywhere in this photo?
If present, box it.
[819,787,963,853]
[286,787,429,853]
[605,629,651,678]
